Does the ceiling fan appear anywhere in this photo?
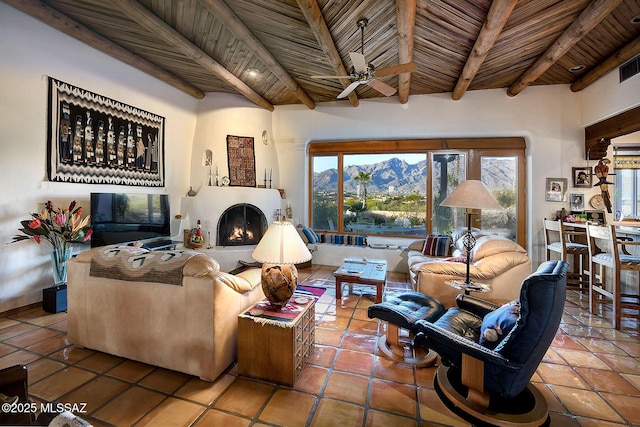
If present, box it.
[311,18,417,99]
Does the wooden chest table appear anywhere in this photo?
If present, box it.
[333,258,387,303]
[237,298,315,386]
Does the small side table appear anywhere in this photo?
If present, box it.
[447,280,491,295]
[237,298,315,386]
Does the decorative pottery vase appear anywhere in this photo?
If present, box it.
[51,246,72,287]
[261,264,298,309]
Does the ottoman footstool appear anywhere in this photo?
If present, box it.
[368,292,446,367]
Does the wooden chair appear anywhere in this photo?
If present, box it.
[586,224,640,330]
[543,219,589,292]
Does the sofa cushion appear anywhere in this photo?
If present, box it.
[422,234,452,256]
[444,255,468,263]
[471,236,527,261]
[480,300,520,349]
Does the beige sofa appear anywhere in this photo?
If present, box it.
[67,246,265,381]
[407,229,531,307]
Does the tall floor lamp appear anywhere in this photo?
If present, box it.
[440,180,503,286]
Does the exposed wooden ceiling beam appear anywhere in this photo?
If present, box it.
[585,104,640,159]
[571,35,640,92]
[452,0,517,101]
[396,0,416,104]
[507,0,623,97]
[111,0,274,111]
[296,0,359,107]
[3,0,205,99]
[199,0,315,110]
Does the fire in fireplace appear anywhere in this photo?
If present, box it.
[217,203,267,246]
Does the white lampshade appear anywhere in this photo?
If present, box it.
[252,220,312,264]
[440,180,503,211]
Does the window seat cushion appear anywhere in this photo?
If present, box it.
[316,233,367,247]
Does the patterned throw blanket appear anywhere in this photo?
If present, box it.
[89,247,202,286]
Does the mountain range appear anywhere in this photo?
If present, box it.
[313,157,515,195]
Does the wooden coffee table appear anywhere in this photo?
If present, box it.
[333,258,387,303]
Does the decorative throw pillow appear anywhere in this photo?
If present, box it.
[300,227,319,244]
[479,300,520,349]
[422,234,452,257]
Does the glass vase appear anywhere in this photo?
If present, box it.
[51,246,72,287]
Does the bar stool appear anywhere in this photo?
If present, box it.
[543,219,589,292]
[586,224,640,330]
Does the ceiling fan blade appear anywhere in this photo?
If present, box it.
[374,62,417,77]
[337,81,361,99]
[349,52,368,73]
[367,79,397,96]
[310,75,350,79]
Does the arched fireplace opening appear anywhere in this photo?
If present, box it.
[217,203,267,246]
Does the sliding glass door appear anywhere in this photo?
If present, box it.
[479,153,524,242]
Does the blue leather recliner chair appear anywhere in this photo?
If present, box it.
[415,260,568,427]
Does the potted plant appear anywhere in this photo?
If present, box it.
[11,201,92,312]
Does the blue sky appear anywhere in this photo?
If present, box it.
[313,153,426,172]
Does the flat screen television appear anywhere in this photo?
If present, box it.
[90,193,171,248]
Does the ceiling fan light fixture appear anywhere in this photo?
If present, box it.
[246,68,261,78]
[310,17,415,100]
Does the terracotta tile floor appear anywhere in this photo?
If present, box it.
[1,264,639,426]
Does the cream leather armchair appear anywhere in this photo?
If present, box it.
[408,231,531,307]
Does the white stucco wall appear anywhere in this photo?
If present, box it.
[190,94,277,200]
[580,66,640,127]
[0,3,197,311]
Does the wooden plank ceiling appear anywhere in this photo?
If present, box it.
[5,0,640,110]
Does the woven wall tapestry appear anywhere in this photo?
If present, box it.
[226,135,256,187]
[47,77,165,186]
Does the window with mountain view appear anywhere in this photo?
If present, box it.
[431,153,466,235]
[341,153,427,236]
[312,156,339,230]
[309,139,527,246]
[480,156,519,240]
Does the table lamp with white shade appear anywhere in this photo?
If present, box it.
[440,180,503,286]
[252,220,312,309]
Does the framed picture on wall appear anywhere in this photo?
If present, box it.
[545,178,567,202]
[226,135,256,187]
[570,193,584,211]
[572,167,592,188]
